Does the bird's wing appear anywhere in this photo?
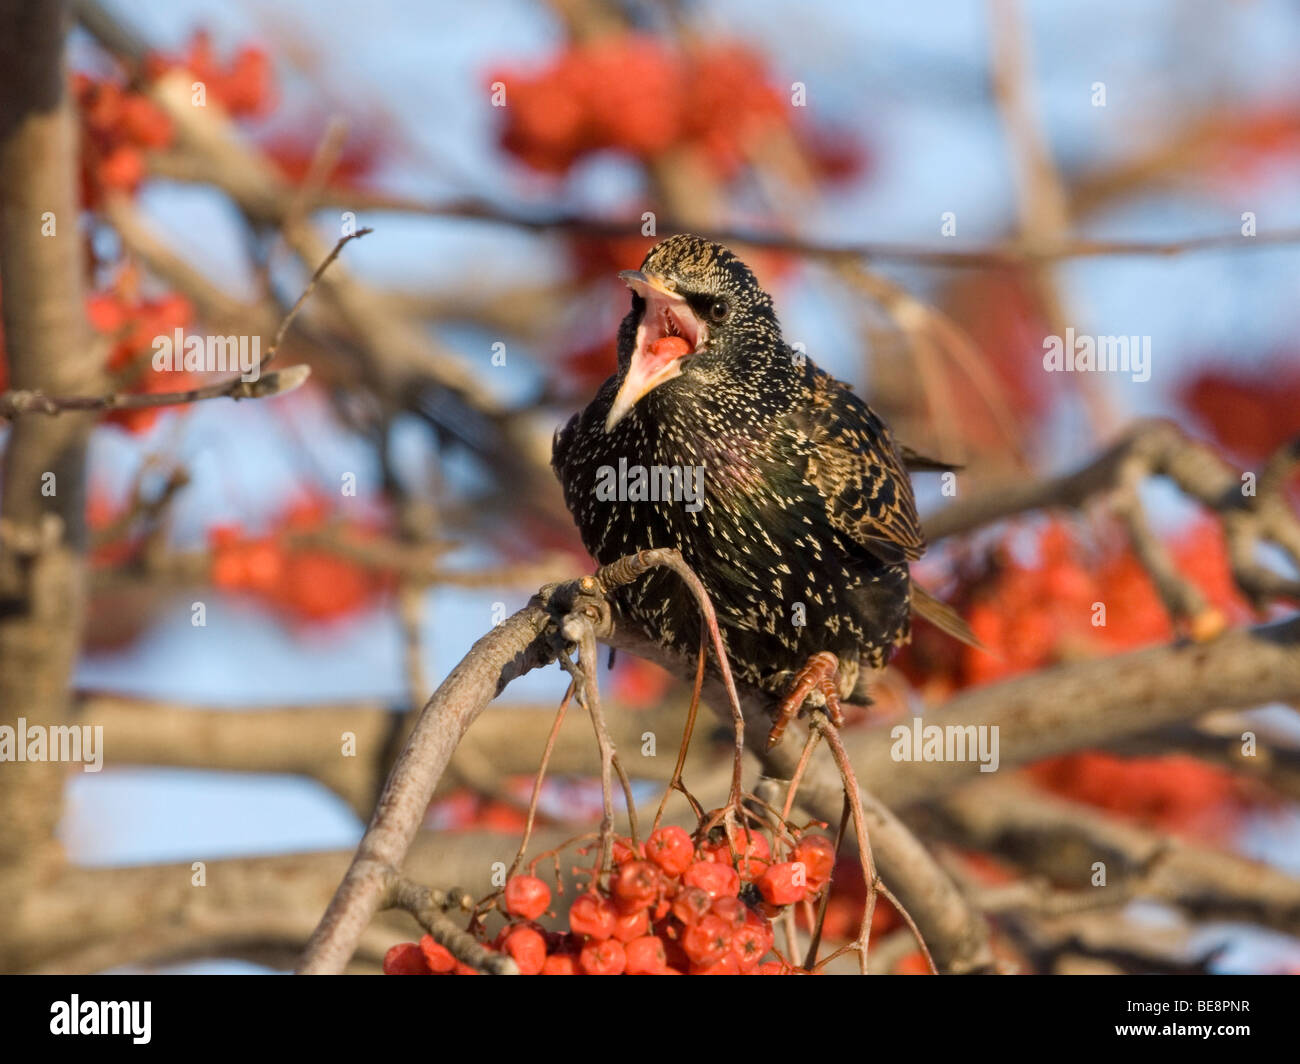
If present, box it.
[790,373,926,565]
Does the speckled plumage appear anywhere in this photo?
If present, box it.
[552,235,923,702]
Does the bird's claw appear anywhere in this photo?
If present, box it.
[766,652,844,750]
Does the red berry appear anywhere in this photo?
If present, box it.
[541,953,578,975]
[612,837,644,865]
[682,914,733,966]
[383,941,428,975]
[646,825,694,876]
[240,541,283,593]
[118,94,173,148]
[691,951,742,975]
[86,293,128,334]
[671,885,713,925]
[98,145,145,191]
[758,862,806,906]
[624,934,668,974]
[569,892,618,939]
[612,860,661,911]
[710,896,748,930]
[705,829,771,864]
[612,907,650,943]
[793,835,836,889]
[684,860,740,899]
[500,925,546,975]
[418,934,455,973]
[504,874,551,920]
[896,950,934,975]
[733,923,773,970]
[579,938,627,975]
[710,831,772,881]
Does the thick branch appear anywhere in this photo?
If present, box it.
[296,593,560,973]
[842,617,1300,808]
[0,0,99,924]
[7,828,572,973]
[920,777,1300,938]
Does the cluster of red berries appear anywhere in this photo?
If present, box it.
[145,30,275,119]
[210,498,388,623]
[492,36,819,180]
[85,283,195,433]
[384,825,837,975]
[73,73,175,207]
[1180,357,1300,465]
[899,519,1244,697]
[895,518,1254,836]
[1025,751,1245,834]
[71,32,273,208]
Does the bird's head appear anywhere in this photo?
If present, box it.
[605,234,783,432]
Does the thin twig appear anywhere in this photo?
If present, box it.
[507,681,575,878]
[595,549,748,828]
[651,633,709,832]
[877,880,938,975]
[813,714,878,974]
[263,227,373,370]
[0,229,371,420]
[386,874,517,975]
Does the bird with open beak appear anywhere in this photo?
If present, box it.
[553,234,946,749]
[604,269,709,432]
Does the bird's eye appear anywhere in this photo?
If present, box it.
[709,298,731,323]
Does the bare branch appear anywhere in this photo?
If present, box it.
[925,420,1300,618]
[845,617,1300,808]
[923,777,1300,938]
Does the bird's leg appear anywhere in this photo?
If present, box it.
[767,652,845,751]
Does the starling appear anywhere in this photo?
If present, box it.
[553,234,939,745]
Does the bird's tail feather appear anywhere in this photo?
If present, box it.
[910,582,985,651]
[898,444,963,474]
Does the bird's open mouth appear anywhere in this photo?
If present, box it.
[605,270,708,432]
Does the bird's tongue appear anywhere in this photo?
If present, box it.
[646,335,692,363]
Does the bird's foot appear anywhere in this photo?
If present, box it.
[766,652,844,750]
